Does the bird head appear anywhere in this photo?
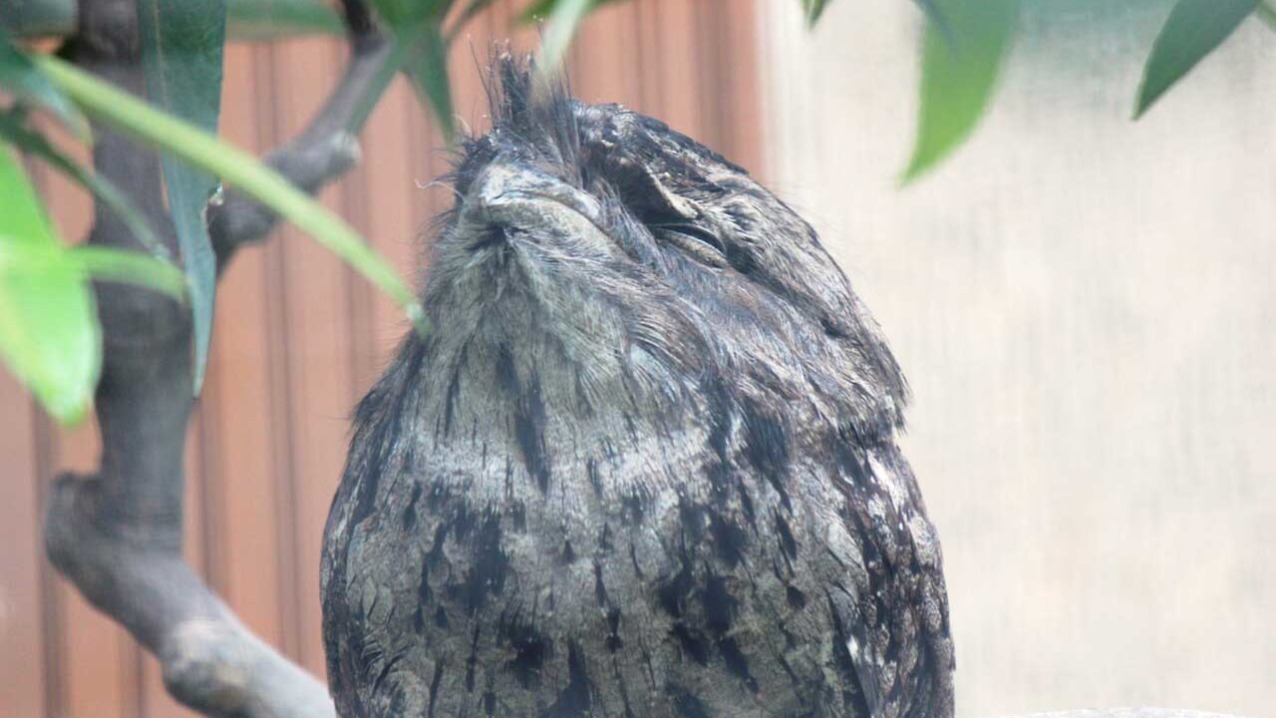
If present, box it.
[420,55,906,437]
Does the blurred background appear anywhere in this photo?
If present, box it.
[1,1,1273,717]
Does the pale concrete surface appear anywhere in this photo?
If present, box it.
[1001,711,1253,718]
[756,1,1276,716]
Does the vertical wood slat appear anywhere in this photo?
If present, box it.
[2,6,765,718]
[708,0,765,176]
[270,36,355,678]
[254,40,307,666]
[0,375,44,718]
[354,77,420,370]
[209,42,289,657]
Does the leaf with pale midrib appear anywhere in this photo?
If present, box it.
[137,0,226,394]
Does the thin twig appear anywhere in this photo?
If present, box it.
[208,0,392,269]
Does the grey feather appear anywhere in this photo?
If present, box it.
[321,55,954,718]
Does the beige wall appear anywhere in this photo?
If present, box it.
[756,2,1276,716]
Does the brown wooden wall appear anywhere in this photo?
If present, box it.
[0,4,762,718]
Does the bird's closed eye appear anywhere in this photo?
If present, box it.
[650,222,727,266]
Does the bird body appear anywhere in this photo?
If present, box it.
[322,58,953,718]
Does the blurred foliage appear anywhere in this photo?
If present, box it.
[1261,2,1276,29]
[38,54,427,336]
[802,0,833,28]
[533,0,595,81]
[226,0,345,39]
[0,146,183,424]
[0,32,87,138]
[903,0,1019,183]
[0,108,169,259]
[0,145,98,424]
[1135,0,1260,117]
[137,0,226,392]
[1,0,1274,422]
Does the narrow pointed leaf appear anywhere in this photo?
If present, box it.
[364,0,456,139]
[1260,2,1276,30]
[801,0,832,28]
[914,0,953,45]
[399,24,455,140]
[799,0,947,35]
[352,25,454,141]
[0,111,171,261]
[1135,0,1260,118]
[517,0,623,24]
[137,0,226,393]
[903,0,1020,183]
[70,246,187,298]
[227,0,345,40]
[369,0,452,26]
[0,32,89,139]
[37,55,425,335]
[535,0,592,80]
[0,148,98,424]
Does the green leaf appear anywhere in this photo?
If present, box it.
[535,0,593,80]
[0,0,77,39]
[1260,2,1276,30]
[36,55,426,336]
[137,0,227,393]
[362,1,456,139]
[369,0,451,25]
[0,31,89,139]
[226,0,345,40]
[0,147,98,424]
[518,0,624,23]
[70,246,187,299]
[1135,0,1260,118]
[913,0,953,42]
[0,110,171,262]
[801,0,832,27]
[801,0,947,35]
[399,24,455,140]
[349,24,455,141]
[902,0,1020,183]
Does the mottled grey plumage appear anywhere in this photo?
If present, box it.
[321,57,953,718]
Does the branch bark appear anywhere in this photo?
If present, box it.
[41,1,393,718]
[208,0,390,268]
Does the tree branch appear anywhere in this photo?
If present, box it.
[38,1,397,718]
[46,477,333,718]
[208,0,391,269]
